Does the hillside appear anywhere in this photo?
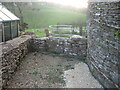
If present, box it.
[22,3,87,29]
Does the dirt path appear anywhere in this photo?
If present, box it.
[6,52,102,88]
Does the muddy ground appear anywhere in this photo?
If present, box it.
[6,52,102,88]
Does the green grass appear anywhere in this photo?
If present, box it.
[25,29,46,37]
[64,65,74,70]
[46,68,65,85]
[22,4,87,37]
[32,71,38,76]
[22,4,86,29]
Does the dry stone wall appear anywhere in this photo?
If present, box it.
[1,1,120,89]
[1,2,119,89]
[87,1,120,88]
[1,35,31,88]
[0,35,87,89]
[31,36,87,58]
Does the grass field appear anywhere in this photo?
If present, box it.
[22,3,87,37]
[22,4,86,29]
[25,29,46,37]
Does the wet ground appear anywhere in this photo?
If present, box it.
[6,52,103,88]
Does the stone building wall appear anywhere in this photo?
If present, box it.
[1,35,31,88]
[87,1,120,88]
[31,36,87,58]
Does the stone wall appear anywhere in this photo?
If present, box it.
[87,1,120,88]
[0,35,87,89]
[1,35,31,88]
[31,36,87,58]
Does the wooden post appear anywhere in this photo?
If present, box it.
[10,21,13,40]
[2,23,5,42]
[57,24,58,31]
[79,24,82,36]
[17,21,19,37]
[79,26,82,36]
[72,25,74,34]
[0,23,2,42]
[44,28,49,37]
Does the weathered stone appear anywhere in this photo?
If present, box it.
[1,35,31,88]
[87,1,120,88]
[31,36,87,58]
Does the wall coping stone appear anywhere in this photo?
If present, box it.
[0,35,31,56]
